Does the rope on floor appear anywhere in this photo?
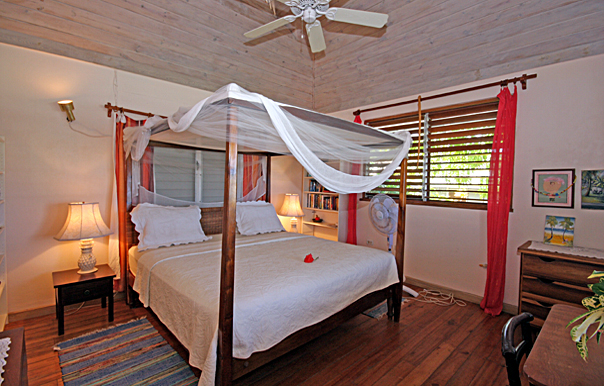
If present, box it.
[410,289,467,307]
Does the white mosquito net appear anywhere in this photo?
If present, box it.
[124,83,411,194]
[135,149,267,208]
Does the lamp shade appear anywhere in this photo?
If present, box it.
[278,194,304,217]
[55,202,112,241]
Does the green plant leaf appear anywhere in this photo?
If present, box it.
[568,309,595,326]
[578,334,588,361]
[572,310,603,343]
[589,318,604,340]
[582,295,604,311]
[569,272,604,361]
[587,270,604,279]
[590,281,604,296]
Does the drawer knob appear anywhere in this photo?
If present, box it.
[84,289,91,296]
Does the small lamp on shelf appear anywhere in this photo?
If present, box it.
[54,202,112,274]
[278,194,304,233]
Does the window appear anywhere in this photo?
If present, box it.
[141,144,267,206]
[365,98,500,209]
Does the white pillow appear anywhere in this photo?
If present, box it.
[131,203,211,251]
[236,201,285,236]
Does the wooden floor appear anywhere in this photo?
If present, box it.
[6,296,521,386]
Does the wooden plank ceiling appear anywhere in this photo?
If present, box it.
[1,0,603,113]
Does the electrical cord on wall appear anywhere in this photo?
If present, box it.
[68,122,111,138]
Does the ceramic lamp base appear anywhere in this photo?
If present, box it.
[77,239,98,275]
[290,217,299,233]
[77,267,98,275]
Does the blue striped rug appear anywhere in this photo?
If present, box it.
[54,317,198,386]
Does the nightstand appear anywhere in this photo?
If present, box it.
[52,264,115,335]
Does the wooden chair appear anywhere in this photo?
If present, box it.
[501,312,534,386]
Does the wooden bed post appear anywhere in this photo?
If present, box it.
[217,103,237,386]
[265,155,271,202]
[393,158,408,322]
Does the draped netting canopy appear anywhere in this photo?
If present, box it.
[124,83,412,194]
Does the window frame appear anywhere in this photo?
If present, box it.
[362,98,501,211]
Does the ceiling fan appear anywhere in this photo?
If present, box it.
[245,0,389,53]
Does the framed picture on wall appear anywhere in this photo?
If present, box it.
[531,169,576,208]
[544,215,575,247]
[581,169,604,210]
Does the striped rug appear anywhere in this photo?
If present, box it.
[54,317,198,386]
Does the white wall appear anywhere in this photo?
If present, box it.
[0,43,213,313]
[332,54,604,307]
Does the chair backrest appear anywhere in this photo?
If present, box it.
[501,312,534,386]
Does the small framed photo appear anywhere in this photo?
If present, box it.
[532,169,575,208]
[544,215,575,247]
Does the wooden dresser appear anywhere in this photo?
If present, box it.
[518,241,604,327]
[0,327,28,385]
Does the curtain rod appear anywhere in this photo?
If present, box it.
[104,103,167,119]
[353,73,537,116]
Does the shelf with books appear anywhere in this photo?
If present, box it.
[302,170,341,242]
[304,193,339,212]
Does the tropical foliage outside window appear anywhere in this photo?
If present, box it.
[364,98,501,210]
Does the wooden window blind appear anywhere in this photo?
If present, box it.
[364,98,500,209]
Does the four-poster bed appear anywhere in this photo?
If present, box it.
[115,84,412,386]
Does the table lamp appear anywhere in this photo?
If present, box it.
[54,202,113,274]
[278,193,304,232]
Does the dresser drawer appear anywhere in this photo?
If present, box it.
[522,254,602,285]
[521,300,553,327]
[60,279,112,305]
[522,276,592,304]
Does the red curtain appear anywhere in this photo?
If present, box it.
[114,116,146,292]
[480,85,518,316]
[346,115,363,245]
[242,154,263,199]
[141,147,154,192]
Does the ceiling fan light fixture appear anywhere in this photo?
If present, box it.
[244,0,389,54]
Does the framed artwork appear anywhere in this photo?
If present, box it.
[544,215,575,247]
[581,170,604,210]
[531,169,575,208]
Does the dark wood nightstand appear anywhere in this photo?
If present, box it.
[52,264,115,335]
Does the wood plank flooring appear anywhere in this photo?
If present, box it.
[5,295,522,385]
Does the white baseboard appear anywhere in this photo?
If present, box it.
[405,276,518,315]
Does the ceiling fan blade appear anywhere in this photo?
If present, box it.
[305,21,326,53]
[325,8,388,28]
[244,16,293,39]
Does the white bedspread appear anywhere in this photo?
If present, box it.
[131,232,399,385]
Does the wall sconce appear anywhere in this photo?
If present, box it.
[58,100,75,122]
